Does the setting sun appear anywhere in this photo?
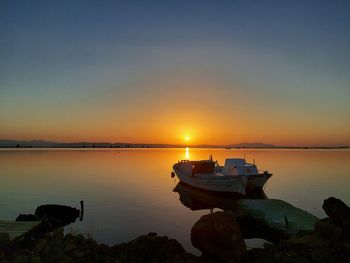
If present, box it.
[185,136,190,142]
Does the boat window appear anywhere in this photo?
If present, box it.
[193,162,215,174]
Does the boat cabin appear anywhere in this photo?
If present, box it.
[222,158,258,176]
[192,161,215,175]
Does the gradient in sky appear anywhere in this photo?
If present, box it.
[1,0,349,146]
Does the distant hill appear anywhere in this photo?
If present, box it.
[227,142,276,148]
[0,139,348,149]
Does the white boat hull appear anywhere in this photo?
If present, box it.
[247,173,272,189]
[173,163,247,195]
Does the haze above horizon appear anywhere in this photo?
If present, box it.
[1,1,349,146]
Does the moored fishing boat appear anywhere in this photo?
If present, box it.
[172,157,272,195]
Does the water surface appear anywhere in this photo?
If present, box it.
[1,148,349,253]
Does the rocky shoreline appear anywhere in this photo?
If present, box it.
[1,230,198,263]
[1,197,349,263]
[191,197,350,262]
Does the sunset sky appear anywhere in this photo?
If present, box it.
[1,1,349,146]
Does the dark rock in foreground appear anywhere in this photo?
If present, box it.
[35,204,80,227]
[322,197,350,236]
[245,197,350,263]
[113,232,198,263]
[245,234,346,263]
[191,211,246,263]
[2,197,350,263]
[0,233,10,251]
[16,214,39,222]
[314,217,343,240]
[0,229,198,263]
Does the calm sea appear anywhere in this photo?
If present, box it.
[1,148,349,253]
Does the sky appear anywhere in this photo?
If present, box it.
[0,0,349,146]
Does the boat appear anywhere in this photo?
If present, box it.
[172,157,272,195]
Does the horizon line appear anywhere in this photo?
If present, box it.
[0,139,348,149]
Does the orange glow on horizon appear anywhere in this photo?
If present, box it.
[1,72,349,147]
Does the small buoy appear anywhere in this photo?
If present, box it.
[171,172,175,178]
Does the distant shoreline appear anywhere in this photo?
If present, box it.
[0,146,348,150]
[0,139,348,149]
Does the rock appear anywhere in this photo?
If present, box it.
[339,242,350,260]
[32,239,48,254]
[12,255,30,263]
[191,211,246,262]
[63,242,76,253]
[236,199,319,242]
[282,235,344,263]
[112,233,198,262]
[15,215,39,222]
[35,204,80,227]
[291,234,330,248]
[97,243,110,255]
[72,249,85,259]
[322,197,350,234]
[63,237,77,252]
[3,226,198,262]
[245,234,346,263]
[314,218,342,239]
[244,238,272,250]
[0,233,10,250]
[30,256,41,263]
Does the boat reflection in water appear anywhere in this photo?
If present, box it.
[173,182,267,212]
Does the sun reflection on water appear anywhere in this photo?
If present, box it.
[185,147,190,160]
